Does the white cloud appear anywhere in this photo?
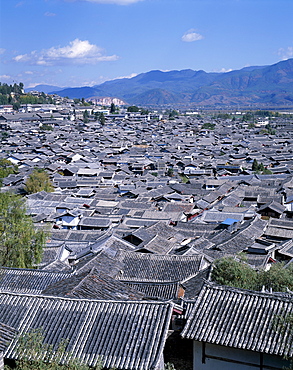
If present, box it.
[217,68,233,73]
[0,48,6,55]
[114,73,138,79]
[44,12,56,16]
[26,82,44,88]
[79,0,142,4]
[0,75,12,80]
[13,39,119,66]
[278,46,293,60]
[182,30,203,42]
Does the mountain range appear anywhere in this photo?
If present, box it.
[29,59,293,107]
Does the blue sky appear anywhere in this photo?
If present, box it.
[0,0,292,88]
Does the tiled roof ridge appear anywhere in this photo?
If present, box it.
[0,289,173,305]
[203,280,293,301]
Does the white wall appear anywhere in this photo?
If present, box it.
[193,341,289,370]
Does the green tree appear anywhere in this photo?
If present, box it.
[262,168,273,174]
[179,174,189,184]
[25,169,54,194]
[259,263,293,292]
[127,105,139,112]
[169,110,179,119]
[0,158,18,182]
[201,122,215,130]
[83,110,89,123]
[252,159,270,174]
[110,103,116,114]
[1,131,10,140]
[40,124,54,131]
[95,112,105,125]
[266,124,276,135]
[140,108,149,115]
[212,257,293,292]
[99,112,105,125]
[258,162,265,172]
[242,113,253,122]
[7,328,99,370]
[211,256,258,290]
[252,159,259,171]
[273,312,293,369]
[0,192,46,268]
[216,113,231,119]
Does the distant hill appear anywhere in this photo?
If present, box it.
[48,59,293,107]
[25,85,66,94]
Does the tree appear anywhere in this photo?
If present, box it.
[211,256,258,290]
[273,312,293,369]
[40,124,54,131]
[7,328,99,370]
[201,122,215,130]
[212,257,293,292]
[25,168,54,194]
[258,162,265,172]
[252,159,270,174]
[127,105,139,112]
[259,263,293,292]
[99,112,105,125]
[169,110,179,119]
[242,112,253,122]
[252,159,259,172]
[140,108,149,115]
[95,112,105,125]
[83,110,89,123]
[266,124,276,135]
[0,158,18,182]
[110,103,116,114]
[262,168,273,174]
[0,192,47,268]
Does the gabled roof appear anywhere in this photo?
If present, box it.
[123,280,181,300]
[42,268,145,301]
[0,267,73,295]
[0,292,173,369]
[258,200,286,214]
[181,282,293,358]
[0,322,18,353]
[116,250,204,283]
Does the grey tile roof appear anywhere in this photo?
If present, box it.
[42,269,145,301]
[200,210,244,223]
[258,200,286,214]
[78,216,112,228]
[181,282,293,358]
[123,281,181,300]
[116,250,204,283]
[181,266,211,299]
[0,292,173,369]
[0,267,73,294]
[0,322,18,353]
[138,234,176,254]
[278,239,293,258]
[74,250,124,277]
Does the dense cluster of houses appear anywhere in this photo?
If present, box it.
[0,107,293,369]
